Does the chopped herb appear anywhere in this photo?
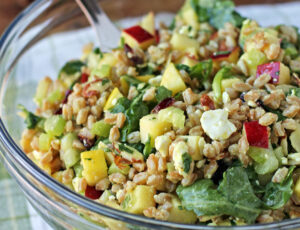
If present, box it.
[137,65,158,76]
[122,75,143,87]
[119,144,134,154]
[93,47,104,58]
[128,143,145,153]
[182,152,192,173]
[190,59,213,81]
[175,64,191,73]
[156,86,172,103]
[85,158,92,161]
[102,79,110,85]
[18,104,44,129]
[143,136,154,159]
[58,60,85,77]
[174,92,183,101]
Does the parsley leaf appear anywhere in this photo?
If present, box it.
[119,143,134,154]
[18,104,44,129]
[190,59,213,80]
[182,152,192,173]
[156,86,172,103]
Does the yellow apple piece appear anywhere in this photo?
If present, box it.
[161,62,186,95]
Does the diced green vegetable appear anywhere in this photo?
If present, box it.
[143,136,154,159]
[108,162,130,175]
[91,121,112,138]
[73,162,83,177]
[62,148,80,169]
[38,133,53,152]
[47,89,64,104]
[212,67,232,103]
[91,64,111,78]
[254,150,279,175]
[61,133,77,152]
[44,115,66,137]
[248,146,271,164]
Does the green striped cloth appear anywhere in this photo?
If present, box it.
[1,2,299,229]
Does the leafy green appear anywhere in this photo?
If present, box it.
[190,59,213,80]
[110,97,131,113]
[169,18,176,31]
[262,166,295,209]
[93,47,104,58]
[190,0,245,29]
[137,65,157,76]
[261,105,287,121]
[175,64,191,73]
[18,104,44,129]
[128,143,145,153]
[143,136,154,159]
[281,39,298,59]
[119,143,134,153]
[122,75,143,87]
[182,153,192,173]
[58,60,85,77]
[176,166,262,223]
[155,86,172,103]
[288,88,300,98]
[120,93,149,142]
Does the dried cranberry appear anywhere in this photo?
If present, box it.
[54,107,62,115]
[151,97,175,113]
[62,89,73,104]
[155,30,160,44]
[78,135,95,150]
[124,43,144,65]
[85,185,102,200]
[200,94,215,110]
[124,43,133,53]
[81,73,89,83]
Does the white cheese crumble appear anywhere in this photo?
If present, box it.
[200,109,236,141]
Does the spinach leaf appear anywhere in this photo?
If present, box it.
[18,104,44,129]
[176,166,262,224]
[156,86,172,103]
[190,0,245,29]
[59,60,85,77]
[93,47,104,58]
[110,97,131,113]
[137,65,157,76]
[122,75,143,87]
[169,18,176,31]
[128,142,145,153]
[262,166,295,209]
[190,59,212,80]
[120,93,149,142]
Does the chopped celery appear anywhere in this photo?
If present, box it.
[44,115,66,137]
[254,150,279,175]
[91,64,112,78]
[248,146,270,164]
[38,133,53,152]
[61,133,77,152]
[34,77,52,106]
[73,162,83,177]
[47,89,64,103]
[62,148,80,168]
[108,162,130,175]
[91,120,112,137]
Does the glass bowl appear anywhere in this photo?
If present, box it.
[0,0,300,229]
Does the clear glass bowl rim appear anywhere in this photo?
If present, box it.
[0,0,300,229]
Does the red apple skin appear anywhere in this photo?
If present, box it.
[123,25,154,43]
[256,62,280,84]
[244,121,269,149]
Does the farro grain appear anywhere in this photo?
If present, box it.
[76,107,90,125]
[95,178,110,191]
[109,125,120,142]
[127,131,141,144]
[259,112,278,126]
[133,172,148,185]
[272,167,288,183]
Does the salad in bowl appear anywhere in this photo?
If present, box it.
[18,0,300,227]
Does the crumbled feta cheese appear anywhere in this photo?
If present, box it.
[222,91,231,104]
[155,135,172,157]
[200,109,236,141]
[172,141,190,176]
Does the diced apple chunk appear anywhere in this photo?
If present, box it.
[179,55,199,67]
[170,33,199,53]
[140,114,172,147]
[81,149,108,186]
[140,11,155,35]
[122,185,156,214]
[244,121,269,149]
[212,47,241,69]
[167,195,197,224]
[122,25,155,50]
[158,106,185,129]
[221,77,243,92]
[104,88,123,111]
[161,62,186,95]
[256,62,290,85]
